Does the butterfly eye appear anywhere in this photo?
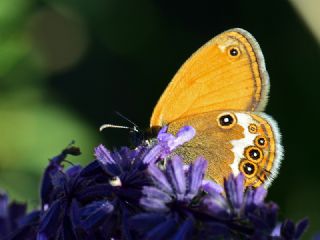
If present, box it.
[217,112,236,129]
[245,146,264,162]
[227,46,241,58]
[255,136,267,148]
[240,160,257,177]
[248,124,258,134]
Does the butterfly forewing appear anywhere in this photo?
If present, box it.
[150,28,269,127]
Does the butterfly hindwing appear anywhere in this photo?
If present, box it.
[166,111,282,187]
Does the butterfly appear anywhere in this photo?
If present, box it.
[150,28,283,188]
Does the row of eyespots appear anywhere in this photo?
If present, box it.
[216,115,268,181]
[240,124,268,178]
[216,114,261,178]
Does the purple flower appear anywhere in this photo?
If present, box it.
[0,192,40,240]
[0,193,26,239]
[90,125,197,206]
[78,126,197,238]
[40,145,81,208]
[201,174,309,239]
[129,156,207,239]
[38,165,86,239]
[141,156,207,210]
[279,218,309,239]
[157,126,196,158]
[0,125,310,240]
[200,174,275,238]
[130,154,309,240]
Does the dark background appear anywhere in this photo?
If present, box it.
[0,0,319,238]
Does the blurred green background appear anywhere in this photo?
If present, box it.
[0,0,319,238]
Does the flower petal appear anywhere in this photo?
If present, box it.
[187,157,207,199]
[202,180,224,195]
[148,164,173,193]
[140,198,169,212]
[294,218,309,239]
[224,174,244,211]
[202,194,230,219]
[175,126,196,146]
[166,156,186,200]
[142,186,172,203]
[253,186,267,205]
[0,193,8,218]
[38,200,65,238]
[143,145,162,165]
[94,144,116,165]
[157,126,196,157]
[80,201,114,231]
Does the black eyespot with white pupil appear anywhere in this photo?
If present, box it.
[219,114,234,126]
[243,162,255,175]
[249,149,260,160]
[229,48,239,56]
[258,138,265,145]
[254,136,267,148]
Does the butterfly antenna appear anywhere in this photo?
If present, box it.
[99,124,137,132]
[115,111,140,129]
[114,111,141,133]
[99,111,141,137]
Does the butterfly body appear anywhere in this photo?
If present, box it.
[150,28,283,188]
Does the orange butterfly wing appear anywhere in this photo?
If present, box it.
[150,28,269,127]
